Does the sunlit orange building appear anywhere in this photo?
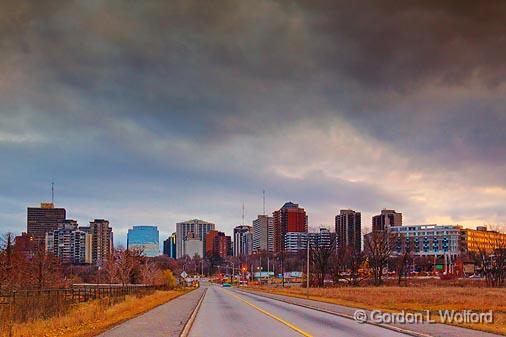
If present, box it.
[460,226,506,253]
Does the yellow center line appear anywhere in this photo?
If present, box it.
[224,289,314,337]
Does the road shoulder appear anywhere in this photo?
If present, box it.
[98,287,206,337]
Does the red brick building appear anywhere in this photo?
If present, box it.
[14,232,36,255]
[273,202,307,254]
[205,230,231,258]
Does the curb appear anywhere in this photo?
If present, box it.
[236,288,434,337]
[180,288,207,337]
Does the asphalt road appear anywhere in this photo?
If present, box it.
[188,285,411,337]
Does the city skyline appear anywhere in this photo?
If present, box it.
[2,1,506,244]
[11,200,506,251]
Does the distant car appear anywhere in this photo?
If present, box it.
[222,282,231,287]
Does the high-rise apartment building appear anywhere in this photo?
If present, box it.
[45,220,92,264]
[127,226,160,257]
[233,225,253,256]
[252,215,274,253]
[163,232,177,258]
[27,203,66,244]
[335,209,361,253]
[283,228,334,253]
[372,209,402,231]
[284,232,308,253]
[176,219,215,258]
[205,230,231,258]
[80,219,113,266]
[273,202,308,254]
[308,227,333,248]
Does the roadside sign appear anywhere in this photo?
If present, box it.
[181,271,188,278]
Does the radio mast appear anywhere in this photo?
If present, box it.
[262,189,266,216]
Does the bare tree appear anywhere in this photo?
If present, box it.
[140,259,161,285]
[310,235,336,287]
[329,246,366,286]
[329,246,346,285]
[106,248,143,286]
[345,248,366,286]
[0,233,14,289]
[364,230,395,286]
[393,234,414,286]
[472,233,506,287]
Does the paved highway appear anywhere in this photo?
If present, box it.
[188,285,410,337]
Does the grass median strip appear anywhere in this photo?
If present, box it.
[225,289,314,337]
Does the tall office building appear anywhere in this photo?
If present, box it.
[183,231,203,258]
[27,203,66,244]
[273,202,308,254]
[45,220,92,264]
[335,209,361,253]
[205,230,231,258]
[233,225,253,256]
[81,219,113,266]
[372,209,402,231]
[176,219,215,258]
[127,226,160,257]
[252,215,274,253]
[163,233,177,258]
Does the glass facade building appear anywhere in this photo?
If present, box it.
[163,232,177,258]
[127,225,160,257]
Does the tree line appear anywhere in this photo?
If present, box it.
[0,233,178,291]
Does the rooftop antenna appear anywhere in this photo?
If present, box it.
[242,201,245,226]
[51,181,54,204]
[262,189,266,216]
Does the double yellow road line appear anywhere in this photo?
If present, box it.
[225,290,314,337]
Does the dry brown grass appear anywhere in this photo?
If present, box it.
[250,285,506,336]
[1,289,189,337]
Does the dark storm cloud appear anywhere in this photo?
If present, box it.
[295,0,506,88]
[303,1,506,164]
[1,0,506,235]
[1,0,322,140]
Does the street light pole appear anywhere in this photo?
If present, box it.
[267,256,270,285]
[306,234,310,299]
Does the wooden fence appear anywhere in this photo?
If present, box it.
[0,284,156,306]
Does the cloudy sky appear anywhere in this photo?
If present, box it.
[1,1,506,245]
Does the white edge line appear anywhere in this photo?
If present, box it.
[180,287,207,337]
